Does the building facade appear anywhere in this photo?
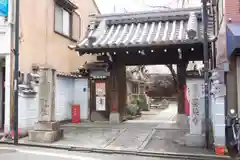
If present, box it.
[19,0,99,73]
[0,0,99,135]
[0,0,15,136]
[213,0,240,154]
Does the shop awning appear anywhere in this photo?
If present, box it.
[226,23,240,56]
[76,7,215,55]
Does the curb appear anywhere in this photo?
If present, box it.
[0,148,17,154]
[0,142,231,160]
[70,147,231,160]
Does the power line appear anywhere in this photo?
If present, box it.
[141,0,180,9]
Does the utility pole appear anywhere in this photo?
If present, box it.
[13,0,20,144]
[202,0,210,148]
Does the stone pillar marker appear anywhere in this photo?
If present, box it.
[184,82,205,147]
[28,67,63,143]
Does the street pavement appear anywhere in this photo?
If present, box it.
[0,145,188,160]
[6,103,225,159]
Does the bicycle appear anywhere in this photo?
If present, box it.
[226,109,240,159]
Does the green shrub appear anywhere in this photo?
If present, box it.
[138,95,149,111]
[127,104,141,116]
[130,95,139,104]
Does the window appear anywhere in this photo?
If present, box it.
[139,86,145,94]
[132,83,138,94]
[55,5,72,37]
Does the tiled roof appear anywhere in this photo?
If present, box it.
[76,7,215,51]
[57,71,82,78]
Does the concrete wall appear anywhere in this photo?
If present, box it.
[19,0,99,73]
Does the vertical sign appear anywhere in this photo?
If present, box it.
[189,83,202,135]
[95,81,106,111]
[0,0,8,16]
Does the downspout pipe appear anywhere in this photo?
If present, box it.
[202,0,210,149]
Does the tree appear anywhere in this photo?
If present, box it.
[127,65,149,80]
[165,63,188,93]
[165,64,178,92]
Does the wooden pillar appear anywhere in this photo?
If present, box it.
[110,63,119,113]
[109,62,126,123]
[117,63,126,119]
[177,61,187,114]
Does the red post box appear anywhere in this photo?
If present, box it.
[72,104,80,123]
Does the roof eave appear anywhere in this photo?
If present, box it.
[76,40,205,54]
[54,0,78,10]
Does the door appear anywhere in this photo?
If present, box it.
[74,78,89,120]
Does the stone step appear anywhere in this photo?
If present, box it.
[28,129,63,143]
[34,122,60,131]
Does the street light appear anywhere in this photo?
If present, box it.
[13,0,20,144]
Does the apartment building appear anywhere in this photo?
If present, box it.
[0,0,11,135]
[214,0,240,121]
[19,0,99,73]
[0,0,99,135]
[213,0,240,154]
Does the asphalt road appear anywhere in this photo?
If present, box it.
[0,145,187,160]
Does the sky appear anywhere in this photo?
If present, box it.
[94,0,202,14]
[94,0,203,74]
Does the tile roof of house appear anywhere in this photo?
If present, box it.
[76,7,215,52]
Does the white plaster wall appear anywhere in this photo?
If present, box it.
[55,77,74,122]
[4,76,90,133]
[15,77,75,131]
[73,78,89,120]
[18,94,39,131]
[55,77,90,121]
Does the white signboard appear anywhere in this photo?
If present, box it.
[96,82,106,96]
[95,81,106,111]
[96,96,106,111]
